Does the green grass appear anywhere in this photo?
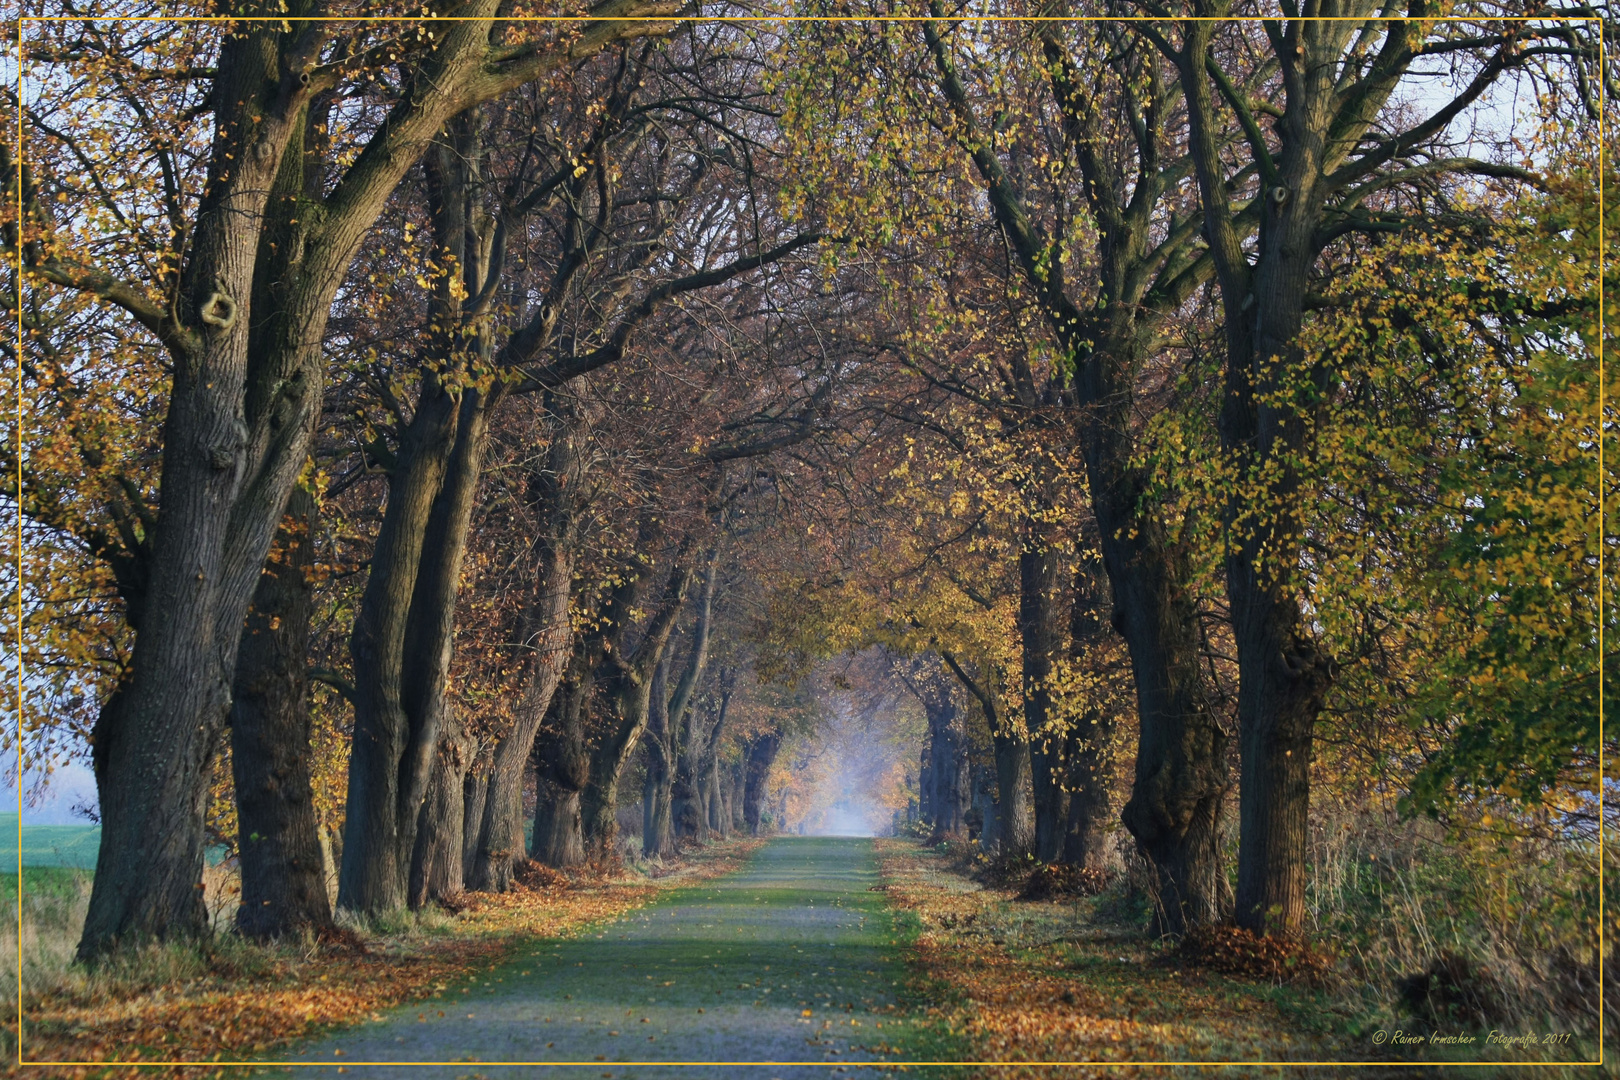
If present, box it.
[881,901,975,1072]
[262,837,974,1077]
[0,865,91,903]
[0,813,101,869]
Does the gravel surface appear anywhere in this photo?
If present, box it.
[269,837,938,1079]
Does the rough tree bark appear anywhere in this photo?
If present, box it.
[1019,529,1069,861]
[579,528,698,854]
[664,568,720,847]
[339,111,508,915]
[1060,548,1117,873]
[407,713,473,910]
[973,765,999,853]
[641,651,677,857]
[742,732,782,836]
[230,486,332,939]
[923,690,969,842]
[729,755,748,834]
[531,645,598,868]
[467,404,586,891]
[688,671,734,841]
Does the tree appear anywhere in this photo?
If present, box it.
[782,7,1246,929]
[644,554,718,858]
[15,0,683,957]
[1147,3,1593,938]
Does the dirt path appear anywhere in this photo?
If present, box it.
[269,838,952,1079]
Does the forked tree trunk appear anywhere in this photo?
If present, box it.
[700,678,734,840]
[468,409,583,891]
[673,667,728,844]
[340,114,505,916]
[468,619,572,889]
[1171,17,1438,939]
[580,531,697,855]
[943,654,1032,857]
[339,382,460,915]
[923,22,1233,937]
[580,640,669,855]
[645,554,716,858]
[231,486,333,939]
[77,34,334,959]
[1187,33,1341,940]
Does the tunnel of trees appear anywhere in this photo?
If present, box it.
[3,0,1611,1034]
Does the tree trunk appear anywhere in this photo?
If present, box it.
[742,732,781,836]
[917,744,934,829]
[69,0,678,965]
[642,651,677,858]
[942,654,1032,857]
[532,779,583,868]
[1061,721,1113,872]
[1173,19,1380,941]
[658,557,720,852]
[339,114,505,915]
[729,755,747,834]
[671,740,707,844]
[923,22,1232,937]
[531,649,594,868]
[408,716,471,910]
[459,743,492,888]
[77,41,333,959]
[990,726,1034,857]
[230,486,333,939]
[1020,536,1068,862]
[705,688,733,841]
[1058,548,1118,872]
[340,381,458,914]
[717,767,731,836]
[468,408,583,891]
[974,765,999,854]
[923,691,968,841]
[580,530,698,855]
[581,645,666,855]
[468,628,571,890]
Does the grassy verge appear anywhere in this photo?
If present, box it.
[5,839,764,1080]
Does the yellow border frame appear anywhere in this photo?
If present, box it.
[8,7,1608,1072]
